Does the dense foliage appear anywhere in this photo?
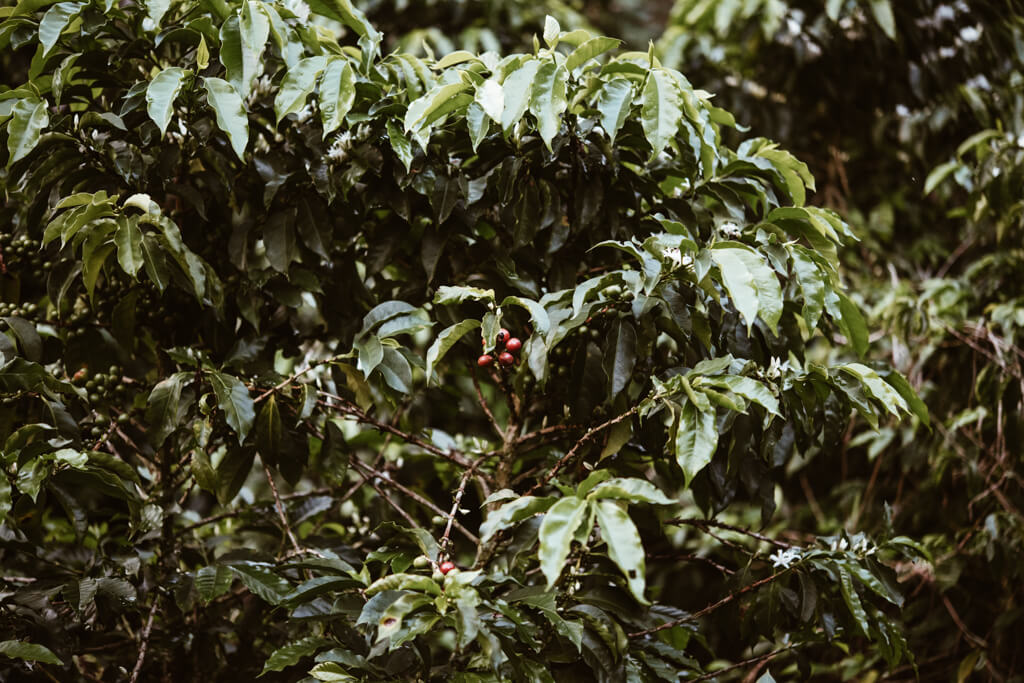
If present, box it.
[0,0,1017,681]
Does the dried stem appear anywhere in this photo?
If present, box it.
[128,600,158,683]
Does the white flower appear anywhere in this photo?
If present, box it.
[719,221,742,238]
[766,356,789,380]
[327,131,353,164]
[284,0,310,23]
[770,547,801,569]
[664,247,683,268]
[895,104,910,117]
[294,104,315,124]
[960,25,982,42]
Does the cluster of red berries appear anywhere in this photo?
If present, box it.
[477,328,522,368]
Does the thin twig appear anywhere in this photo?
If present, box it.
[628,570,787,638]
[262,459,301,554]
[689,646,795,682]
[471,365,503,437]
[254,354,341,404]
[667,518,795,549]
[441,469,474,555]
[351,460,479,543]
[128,600,158,683]
[527,407,638,495]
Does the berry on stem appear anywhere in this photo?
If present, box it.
[439,561,456,575]
[505,337,522,353]
[496,328,510,345]
[477,354,494,367]
[498,351,515,366]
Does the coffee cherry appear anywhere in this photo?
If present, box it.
[496,328,510,345]
[439,561,456,575]
[477,354,494,367]
[505,337,522,353]
[498,352,515,366]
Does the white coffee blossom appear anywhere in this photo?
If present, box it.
[294,104,315,124]
[664,247,683,268]
[719,221,742,238]
[960,25,982,42]
[254,133,271,155]
[766,356,789,380]
[284,0,310,22]
[327,131,353,164]
[770,547,801,569]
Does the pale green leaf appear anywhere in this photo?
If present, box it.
[209,371,255,444]
[500,59,540,132]
[594,499,648,603]
[0,640,63,666]
[425,319,480,382]
[530,60,568,150]
[641,69,680,159]
[203,77,249,159]
[274,56,326,123]
[597,77,633,143]
[539,496,588,589]
[7,99,49,166]
[674,402,718,489]
[146,66,188,136]
[320,59,356,137]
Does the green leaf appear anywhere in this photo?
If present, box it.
[499,295,550,335]
[641,69,680,159]
[565,37,620,73]
[378,347,412,393]
[542,15,560,48]
[881,370,929,427]
[539,496,588,589]
[530,60,568,150]
[38,2,80,58]
[674,402,718,489]
[275,56,326,123]
[209,371,255,444]
[475,77,504,124]
[145,372,189,446]
[594,500,648,604]
[425,319,480,382]
[203,76,249,159]
[320,58,356,137]
[433,285,495,305]
[146,67,189,136]
[7,99,48,167]
[837,564,870,636]
[404,81,470,133]
[597,77,633,143]
[2,316,42,362]
[360,300,418,334]
[0,640,63,666]
[386,119,413,171]
[113,215,144,276]
[355,334,383,376]
[832,291,870,358]
[711,245,783,333]
[480,495,555,544]
[230,562,292,605]
[868,0,897,40]
[587,478,674,505]
[255,395,283,457]
[261,636,331,675]
[501,59,540,133]
[790,245,826,330]
[308,661,355,681]
[838,363,909,418]
[698,375,780,416]
[195,565,234,602]
[603,318,636,396]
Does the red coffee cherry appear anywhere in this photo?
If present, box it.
[498,352,515,366]
[496,328,510,345]
[439,561,456,575]
[505,337,522,353]
[477,354,494,367]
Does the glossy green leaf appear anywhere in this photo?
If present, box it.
[203,77,249,159]
[501,59,540,132]
[320,58,356,137]
[641,68,680,159]
[594,499,648,604]
[209,371,255,444]
[145,372,189,446]
[6,99,48,166]
[674,401,718,489]
[565,37,620,73]
[275,56,327,123]
[597,77,633,143]
[0,640,63,666]
[530,60,567,150]
[587,478,674,505]
[146,67,189,136]
[539,496,588,589]
[425,319,480,382]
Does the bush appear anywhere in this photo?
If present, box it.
[1,1,927,680]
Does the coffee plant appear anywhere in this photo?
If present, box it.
[0,0,936,680]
